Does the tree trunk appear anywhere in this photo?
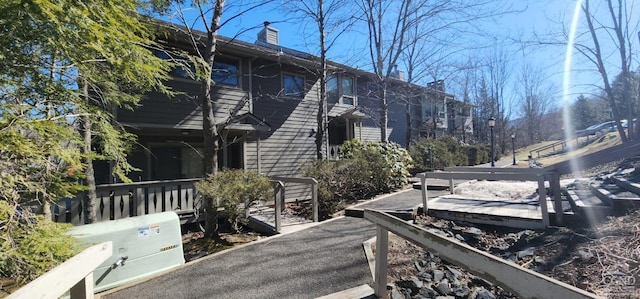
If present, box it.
[405,102,412,147]
[80,77,97,224]
[202,0,225,238]
[380,85,388,142]
[316,1,326,160]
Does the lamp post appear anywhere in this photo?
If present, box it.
[488,117,495,167]
[511,132,516,165]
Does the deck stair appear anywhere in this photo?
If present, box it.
[565,171,640,222]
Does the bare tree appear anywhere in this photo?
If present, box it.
[517,63,555,144]
[572,0,638,141]
[281,0,356,159]
[357,0,514,142]
[152,0,273,238]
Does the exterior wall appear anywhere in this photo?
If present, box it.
[118,79,250,129]
[245,59,320,200]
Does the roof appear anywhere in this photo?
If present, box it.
[220,112,271,132]
[153,19,459,103]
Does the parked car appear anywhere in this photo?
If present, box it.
[575,121,616,137]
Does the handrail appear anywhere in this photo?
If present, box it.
[363,210,600,299]
[8,242,113,299]
[270,176,318,223]
[417,171,551,227]
[529,140,567,158]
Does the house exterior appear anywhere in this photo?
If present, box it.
[102,22,471,201]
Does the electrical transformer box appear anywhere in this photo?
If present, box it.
[68,211,185,293]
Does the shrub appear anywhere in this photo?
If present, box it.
[409,137,495,171]
[0,201,80,290]
[340,140,413,193]
[303,159,372,220]
[195,169,272,233]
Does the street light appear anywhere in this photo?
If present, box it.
[488,117,495,167]
[511,132,516,165]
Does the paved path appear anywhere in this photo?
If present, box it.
[100,189,451,299]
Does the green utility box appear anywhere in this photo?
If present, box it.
[68,212,185,293]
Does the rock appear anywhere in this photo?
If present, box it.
[453,286,470,297]
[396,277,422,296]
[517,247,535,259]
[471,288,496,299]
[435,279,451,295]
[390,287,405,299]
[435,296,455,299]
[432,269,445,282]
[418,271,433,282]
[445,265,463,280]
[455,234,465,242]
[418,286,438,298]
[469,276,493,289]
[415,261,424,272]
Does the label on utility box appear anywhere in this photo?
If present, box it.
[137,226,150,239]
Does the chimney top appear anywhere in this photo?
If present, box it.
[257,21,279,45]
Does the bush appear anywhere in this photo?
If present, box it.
[195,169,272,233]
[340,140,413,192]
[303,159,372,220]
[0,201,80,290]
[409,137,493,171]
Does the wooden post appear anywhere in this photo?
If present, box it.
[69,272,93,299]
[312,180,319,223]
[374,225,389,298]
[449,178,454,194]
[551,171,563,225]
[420,173,428,215]
[274,181,283,232]
[537,175,549,227]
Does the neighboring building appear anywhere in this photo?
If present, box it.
[101,21,472,200]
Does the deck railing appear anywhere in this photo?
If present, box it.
[364,210,599,299]
[53,179,201,225]
[7,242,112,299]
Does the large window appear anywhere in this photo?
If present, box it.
[152,49,239,86]
[212,59,239,86]
[327,75,356,105]
[283,73,305,97]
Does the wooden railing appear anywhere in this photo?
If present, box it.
[271,176,318,225]
[418,167,563,227]
[364,210,599,299]
[53,179,201,225]
[7,242,112,299]
[327,145,341,160]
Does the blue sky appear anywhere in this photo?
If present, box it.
[164,0,638,117]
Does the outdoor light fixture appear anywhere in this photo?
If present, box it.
[511,132,516,166]
[488,117,495,167]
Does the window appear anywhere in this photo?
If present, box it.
[341,76,354,105]
[283,73,305,97]
[327,75,356,105]
[151,49,239,85]
[212,59,239,86]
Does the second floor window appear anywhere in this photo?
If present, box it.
[283,73,305,97]
[212,59,239,86]
[327,75,356,105]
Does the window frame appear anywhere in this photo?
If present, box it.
[327,74,357,105]
[212,57,241,87]
[282,72,306,98]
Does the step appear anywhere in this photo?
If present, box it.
[566,190,613,222]
[613,177,640,196]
